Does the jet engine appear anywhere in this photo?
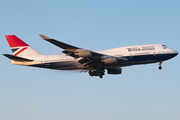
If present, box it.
[107,68,122,74]
[75,50,92,57]
[102,57,117,64]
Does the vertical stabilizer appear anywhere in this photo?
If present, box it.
[5,35,41,57]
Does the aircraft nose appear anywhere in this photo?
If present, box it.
[174,51,178,55]
[173,50,178,57]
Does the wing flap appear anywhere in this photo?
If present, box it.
[62,50,79,59]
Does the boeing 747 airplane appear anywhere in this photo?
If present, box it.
[3,35,178,78]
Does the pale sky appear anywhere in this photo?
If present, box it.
[1,0,180,120]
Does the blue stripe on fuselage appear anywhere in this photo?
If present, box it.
[125,53,177,62]
[106,53,178,67]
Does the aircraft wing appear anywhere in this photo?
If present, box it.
[39,34,127,68]
[39,34,106,59]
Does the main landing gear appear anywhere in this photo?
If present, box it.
[88,66,105,78]
[159,62,162,70]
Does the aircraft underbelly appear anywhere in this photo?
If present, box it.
[29,61,81,70]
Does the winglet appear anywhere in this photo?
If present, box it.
[39,34,50,40]
[39,34,80,50]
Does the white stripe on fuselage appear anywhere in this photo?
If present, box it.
[98,44,175,56]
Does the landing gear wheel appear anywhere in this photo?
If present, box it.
[159,66,162,70]
[88,67,105,78]
[158,62,162,70]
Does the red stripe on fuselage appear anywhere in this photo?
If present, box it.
[14,47,28,56]
[5,35,29,48]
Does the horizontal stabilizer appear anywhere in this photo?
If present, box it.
[3,54,34,62]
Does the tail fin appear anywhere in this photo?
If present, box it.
[5,35,41,57]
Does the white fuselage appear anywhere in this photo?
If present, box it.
[11,44,178,70]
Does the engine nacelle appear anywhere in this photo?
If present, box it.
[107,68,122,74]
[102,57,117,64]
[75,50,92,57]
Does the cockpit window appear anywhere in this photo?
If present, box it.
[162,45,167,49]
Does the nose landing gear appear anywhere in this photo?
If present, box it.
[159,62,162,70]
